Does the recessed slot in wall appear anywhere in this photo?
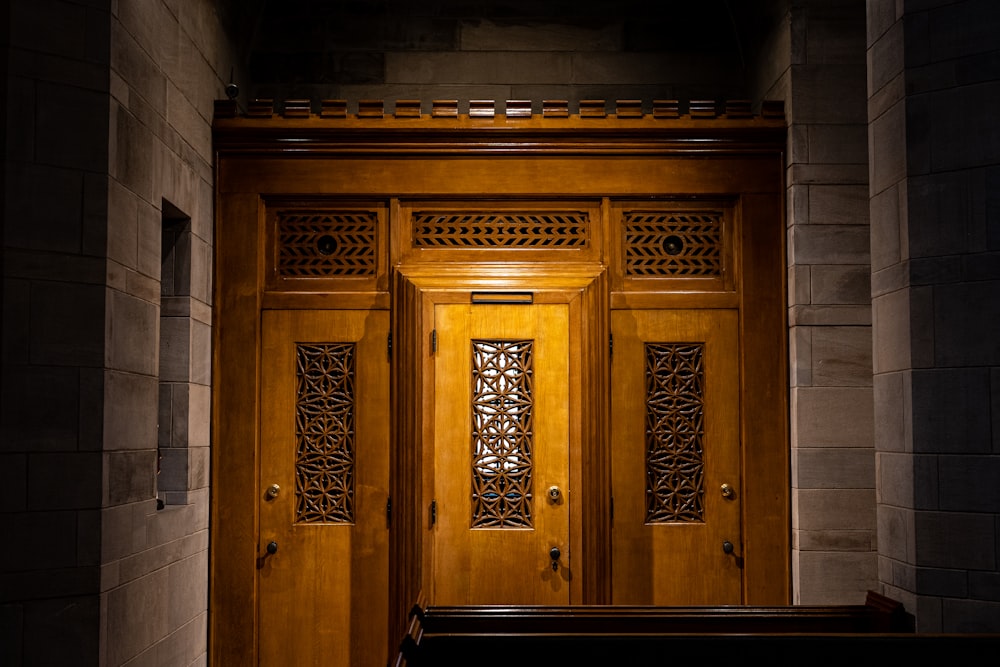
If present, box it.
[157,199,193,508]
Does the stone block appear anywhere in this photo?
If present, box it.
[166,81,212,165]
[108,289,159,375]
[811,325,872,385]
[104,369,158,451]
[969,570,1000,603]
[789,326,812,387]
[190,235,213,304]
[1,365,82,452]
[23,595,100,665]
[28,452,103,511]
[808,184,870,225]
[914,511,995,569]
[795,549,877,604]
[4,163,84,254]
[107,450,156,505]
[188,383,210,448]
[794,386,874,446]
[167,551,208,630]
[797,488,876,530]
[915,565,969,597]
[911,367,992,454]
[2,279,30,363]
[878,451,918,507]
[869,181,902,272]
[796,447,875,489]
[111,20,167,112]
[807,123,868,164]
[101,503,136,563]
[386,51,572,85]
[790,224,870,265]
[934,280,1000,366]
[460,18,621,51]
[190,320,211,386]
[797,529,874,551]
[137,201,162,281]
[938,454,1000,512]
[804,11,867,65]
[866,0,900,48]
[789,303,872,326]
[157,447,189,493]
[876,504,913,562]
[0,454,27,512]
[2,511,79,572]
[154,611,207,667]
[111,105,156,205]
[105,568,170,666]
[941,597,1000,633]
[811,265,871,305]
[867,18,903,93]
[869,99,906,196]
[31,280,105,366]
[35,81,110,173]
[108,178,139,268]
[871,288,910,373]
[159,317,190,383]
[790,63,867,124]
[873,371,908,453]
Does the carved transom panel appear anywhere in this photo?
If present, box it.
[294,343,356,524]
[277,210,378,277]
[624,210,723,277]
[470,339,535,528]
[645,343,705,523]
[412,211,588,248]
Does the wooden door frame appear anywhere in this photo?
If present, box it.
[391,265,610,623]
[210,106,790,665]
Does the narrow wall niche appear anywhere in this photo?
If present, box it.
[157,199,193,508]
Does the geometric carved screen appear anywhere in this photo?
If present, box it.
[413,211,588,248]
[277,210,378,277]
[645,343,705,523]
[470,339,534,528]
[624,211,723,277]
[294,343,355,524]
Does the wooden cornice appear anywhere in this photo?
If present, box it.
[212,98,787,157]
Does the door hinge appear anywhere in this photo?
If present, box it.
[387,331,392,360]
[386,496,392,525]
[430,499,437,526]
[610,495,615,522]
[609,333,613,358]
[431,329,437,354]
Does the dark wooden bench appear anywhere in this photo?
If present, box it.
[396,592,1000,666]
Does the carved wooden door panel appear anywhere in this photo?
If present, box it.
[610,309,743,604]
[258,309,390,666]
[431,303,571,605]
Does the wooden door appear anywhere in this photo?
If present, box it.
[611,309,743,604]
[430,303,572,605]
[258,309,390,666]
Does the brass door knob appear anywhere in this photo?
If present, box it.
[266,483,280,499]
[721,483,734,499]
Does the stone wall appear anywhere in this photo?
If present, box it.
[868,0,1000,632]
[1,0,239,664]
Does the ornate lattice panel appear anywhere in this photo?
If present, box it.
[645,343,705,523]
[470,339,535,528]
[277,210,377,277]
[412,211,589,248]
[624,210,723,277]
[294,343,356,524]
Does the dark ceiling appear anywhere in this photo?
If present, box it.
[218,0,788,91]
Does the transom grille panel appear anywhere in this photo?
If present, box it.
[277,210,377,277]
[645,342,705,523]
[412,211,588,248]
[295,342,356,524]
[471,339,535,528]
[625,210,723,277]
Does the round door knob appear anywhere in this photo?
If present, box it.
[266,540,278,555]
[549,546,561,561]
[722,540,734,555]
[548,486,561,501]
[266,483,280,499]
[721,483,734,499]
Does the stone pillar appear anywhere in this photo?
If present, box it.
[783,0,878,604]
[868,0,1000,631]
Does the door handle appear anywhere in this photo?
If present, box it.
[549,546,561,570]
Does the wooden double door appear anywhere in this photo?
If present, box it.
[255,296,747,664]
